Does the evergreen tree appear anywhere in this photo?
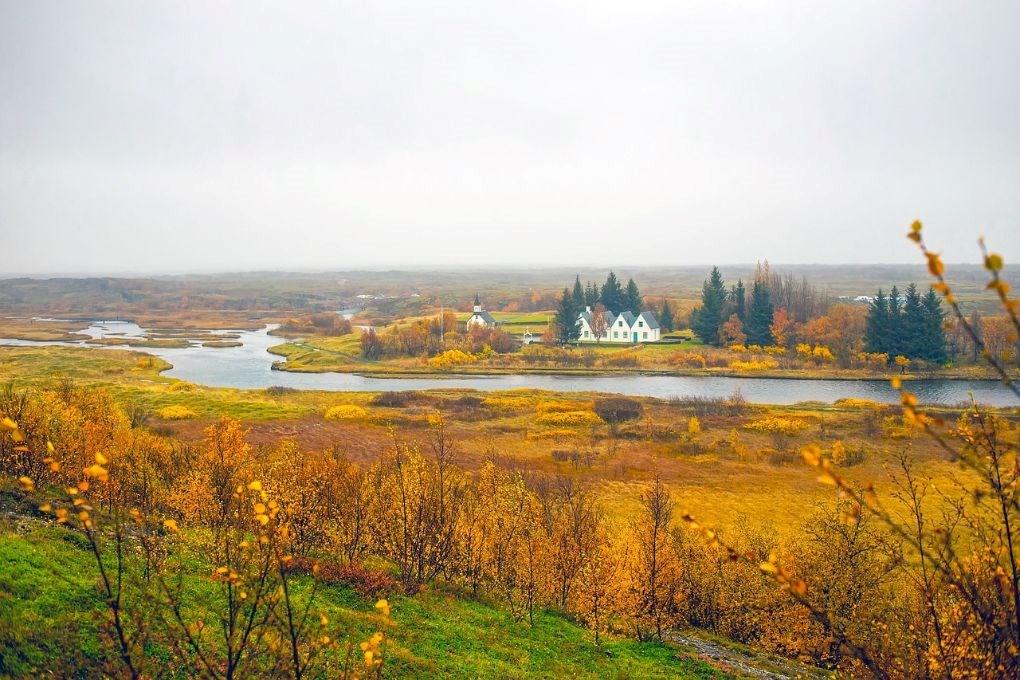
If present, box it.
[554,288,581,344]
[921,287,947,363]
[584,281,599,307]
[659,300,675,333]
[864,289,889,355]
[888,285,903,357]
[600,271,625,314]
[744,281,775,346]
[690,267,727,346]
[900,284,926,359]
[624,278,642,315]
[572,275,585,309]
[731,280,746,321]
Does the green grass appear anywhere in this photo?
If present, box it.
[0,518,724,679]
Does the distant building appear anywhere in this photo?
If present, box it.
[466,294,497,329]
[577,308,660,343]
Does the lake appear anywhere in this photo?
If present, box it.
[1,320,1015,406]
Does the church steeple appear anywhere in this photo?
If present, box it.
[473,294,482,313]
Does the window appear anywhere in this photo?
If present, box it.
[643,332,648,339]
[613,331,618,338]
[584,330,589,338]
[639,321,644,327]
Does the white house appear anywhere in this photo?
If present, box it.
[577,308,660,343]
[466,294,497,329]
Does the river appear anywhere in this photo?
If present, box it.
[1,320,1015,406]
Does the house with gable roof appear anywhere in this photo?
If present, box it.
[577,307,660,343]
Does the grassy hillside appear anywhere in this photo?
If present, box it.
[0,510,723,679]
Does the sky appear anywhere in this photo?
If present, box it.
[2,1,1019,275]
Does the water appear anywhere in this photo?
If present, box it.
[1,321,1015,406]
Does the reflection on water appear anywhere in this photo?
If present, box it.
[1,321,1016,406]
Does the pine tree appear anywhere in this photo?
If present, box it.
[900,283,926,359]
[659,300,675,333]
[625,278,642,315]
[921,287,947,363]
[600,272,625,314]
[864,289,889,355]
[731,280,746,321]
[572,275,585,309]
[888,285,903,357]
[584,281,599,307]
[555,288,580,344]
[744,281,775,346]
[690,267,727,346]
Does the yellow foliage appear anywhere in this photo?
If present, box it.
[169,381,197,392]
[834,398,882,409]
[483,396,535,412]
[687,416,701,435]
[729,359,779,371]
[427,349,477,369]
[324,405,369,421]
[535,410,604,427]
[744,416,810,436]
[158,405,197,420]
[536,400,595,415]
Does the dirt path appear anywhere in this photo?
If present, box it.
[667,630,829,679]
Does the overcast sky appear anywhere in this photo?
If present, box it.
[2,1,1019,274]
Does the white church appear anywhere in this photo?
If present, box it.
[577,307,661,343]
[466,294,498,329]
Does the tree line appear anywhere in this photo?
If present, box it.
[864,284,947,363]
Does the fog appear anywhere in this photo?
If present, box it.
[2,1,1018,274]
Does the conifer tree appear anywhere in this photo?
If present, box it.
[744,281,775,346]
[690,267,727,346]
[625,278,642,316]
[921,287,947,363]
[572,275,585,309]
[659,300,675,333]
[731,280,746,321]
[584,281,599,307]
[555,288,581,344]
[600,271,625,314]
[888,285,902,356]
[864,289,889,355]
[900,283,926,359]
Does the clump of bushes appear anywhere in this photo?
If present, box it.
[265,385,297,396]
[593,397,643,425]
[535,410,603,427]
[744,415,810,436]
[324,404,369,421]
[158,405,197,420]
[728,359,779,371]
[427,349,477,369]
[372,391,433,408]
[168,381,197,392]
[834,398,883,410]
[536,400,595,415]
[282,556,398,597]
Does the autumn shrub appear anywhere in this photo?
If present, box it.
[535,410,603,427]
[325,404,369,421]
[536,400,595,414]
[728,359,779,371]
[744,415,810,437]
[482,396,534,413]
[168,380,197,392]
[283,556,398,598]
[372,391,433,408]
[157,405,197,420]
[427,348,476,369]
[264,385,297,396]
[601,353,640,368]
[593,397,643,425]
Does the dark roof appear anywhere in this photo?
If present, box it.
[474,293,481,306]
[469,311,497,325]
[638,311,660,330]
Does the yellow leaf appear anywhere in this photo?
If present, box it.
[163,519,180,534]
[926,253,944,277]
[18,476,35,492]
[985,253,1004,272]
[94,453,108,465]
[247,480,263,491]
